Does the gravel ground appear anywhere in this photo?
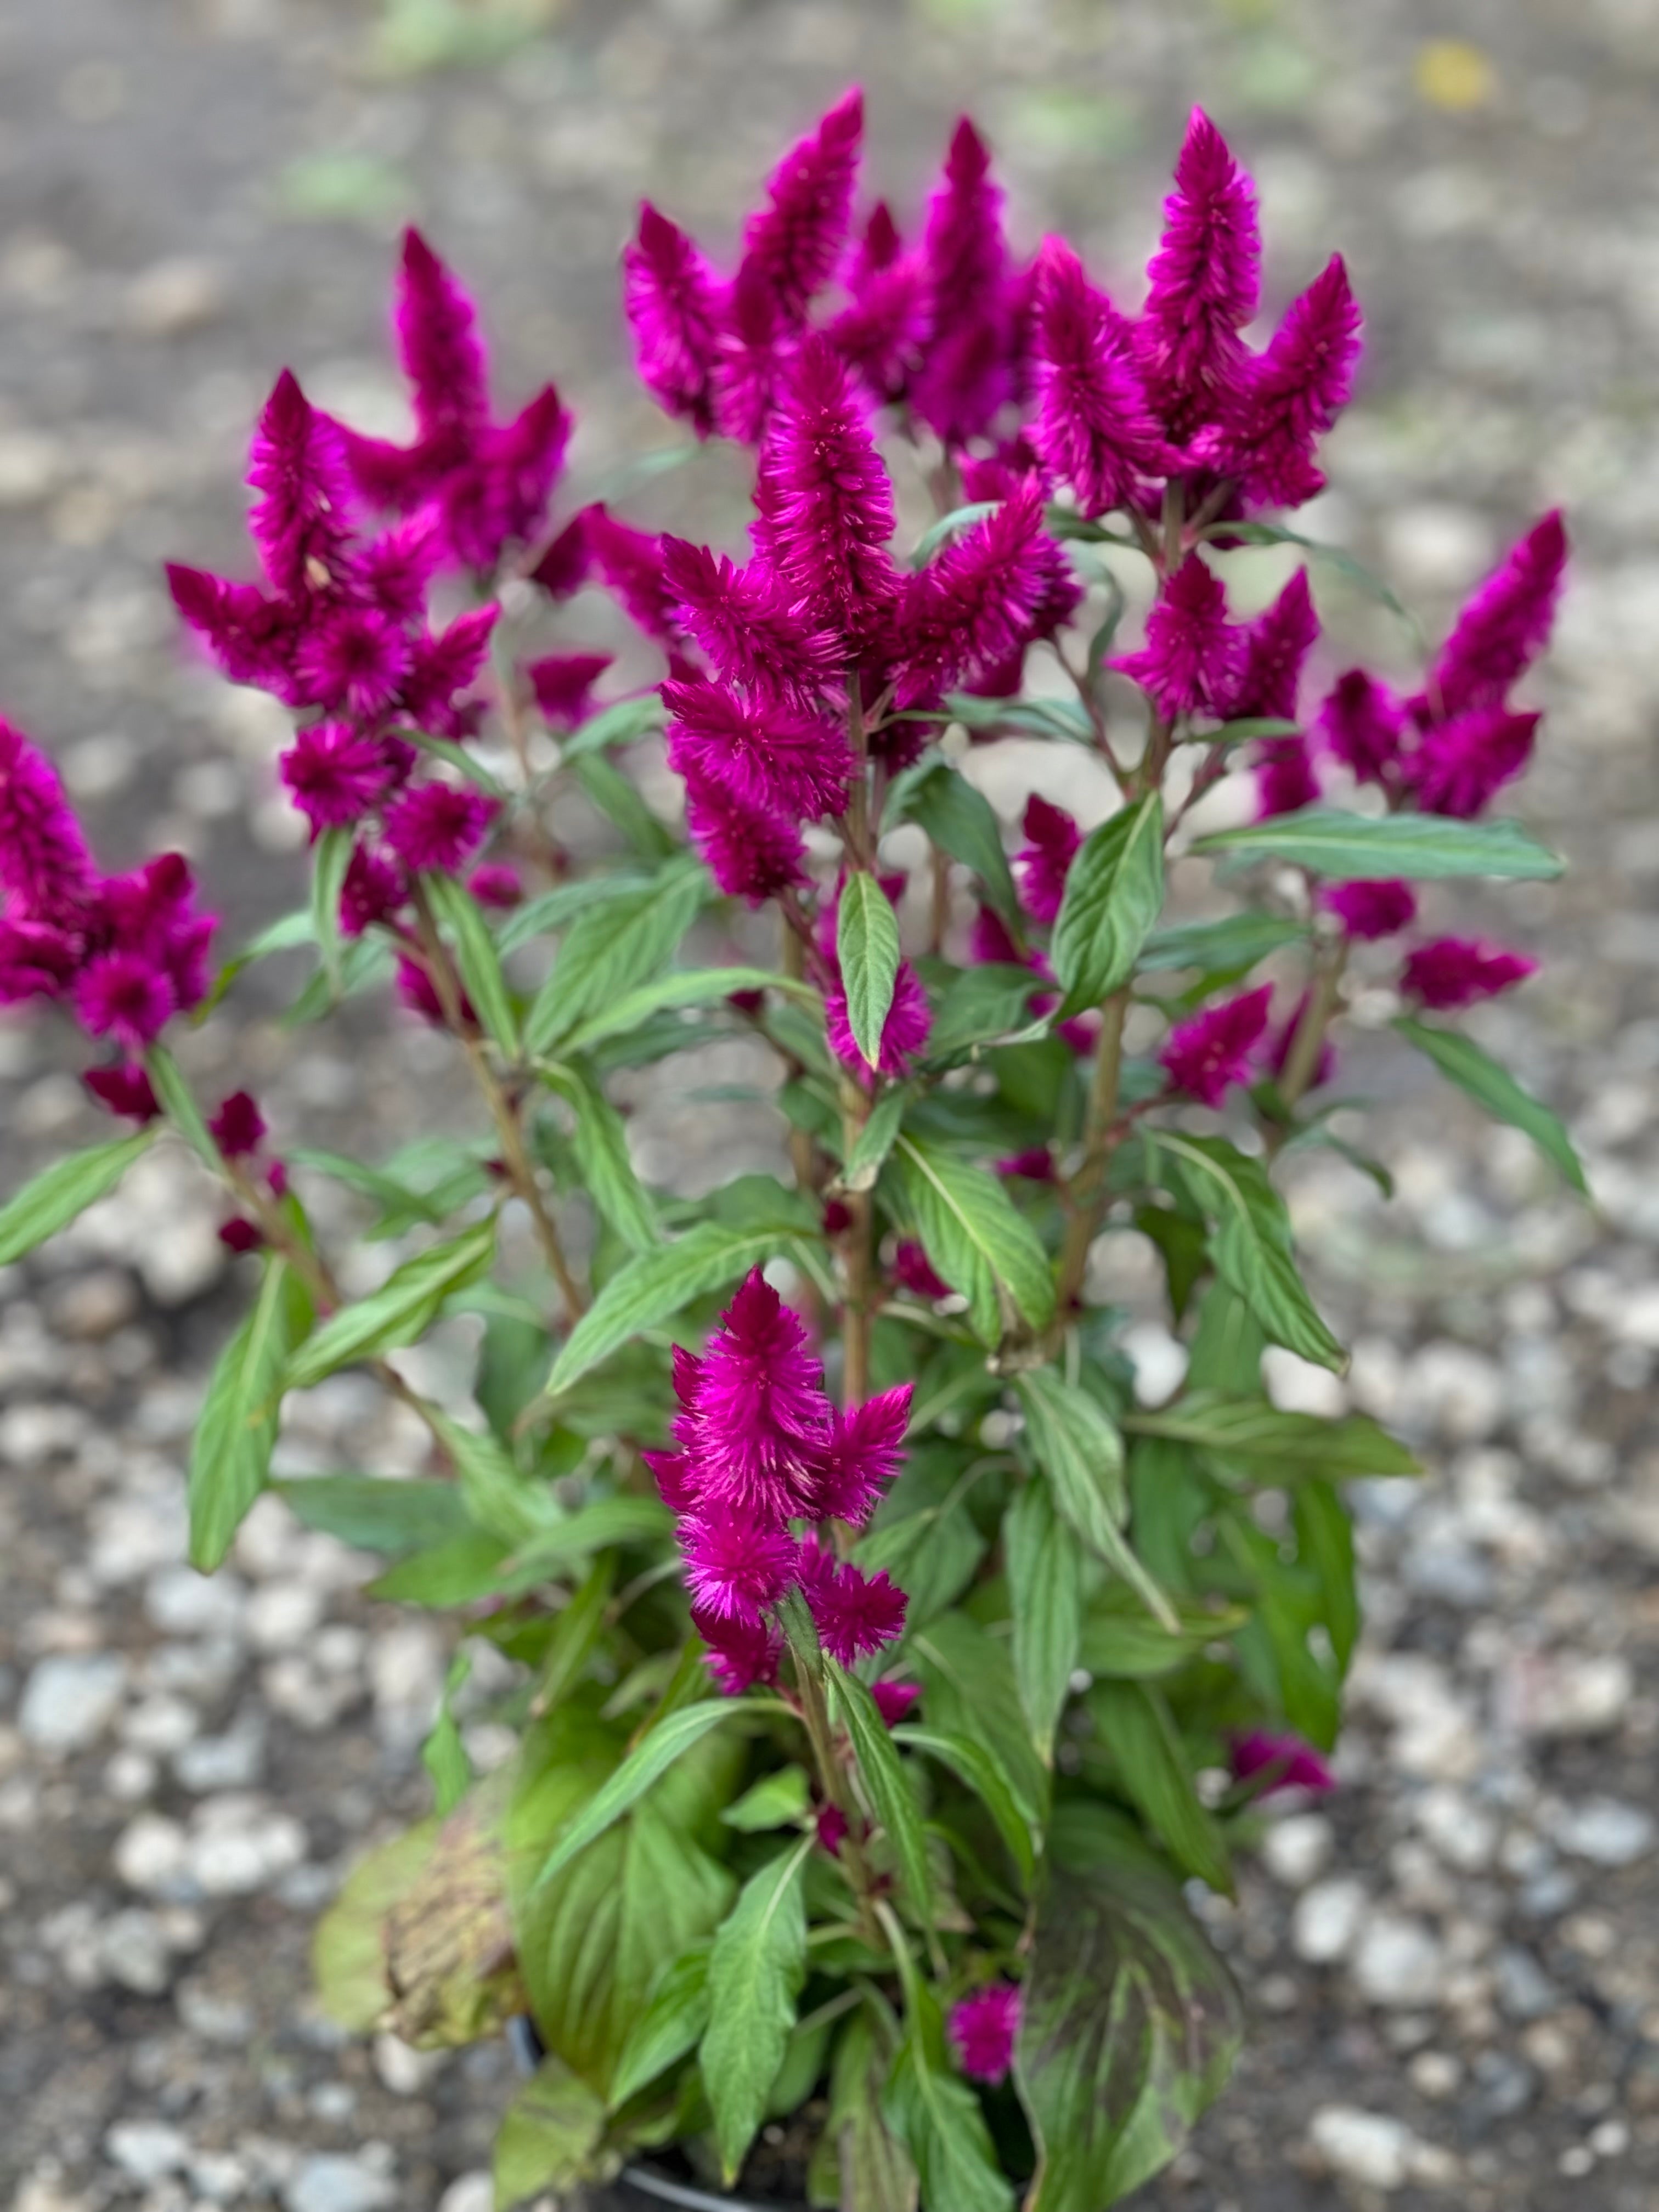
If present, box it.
[4,2,1659,2208]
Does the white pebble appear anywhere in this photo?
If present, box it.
[1352,1914,1444,2008]
[1261,1813,1334,1888]
[105,2123,189,2186]
[1550,1797,1656,1866]
[19,1653,128,1753]
[1308,2107,1414,2191]
[1293,1877,1369,1964]
[112,1813,190,1897]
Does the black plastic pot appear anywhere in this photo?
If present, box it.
[605,2169,802,2211]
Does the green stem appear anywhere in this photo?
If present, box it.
[782,1604,883,1947]
[1275,936,1350,1115]
[1054,990,1130,1314]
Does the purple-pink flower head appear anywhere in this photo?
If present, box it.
[685,1269,832,1520]
[799,1545,907,1666]
[871,1679,922,1728]
[442,384,572,574]
[683,778,806,906]
[468,862,521,911]
[1404,706,1539,820]
[661,538,840,712]
[1426,510,1567,722]
[757,334,898,645]
[1254,735,1321,820]
[166,565,303,699]
[1195,255,1362,511]
[72,951,175,1052]
[1016,793,1080,926]
[1400,936,1537,1011]
[339,843,405,937]
[1030,237,1181,517]
[681,1506,800,1625]
[353,512,446,623]
[828,202,932,407]
[247,369,357,597]
[1161,983,1273,1108]
[624,202,724,437]
[663,676,851,821]
[812,1385,912,1527]
[0,918,76,1006]
[527,652,612,732]
[401,605,500,736]
[1111,554,1242,720]
[83,1062,161,1122]
[1137,108,1261,437]
[578,505,683,649]
[396,227,489,448]
[1316,668,1404,788]
[1231,1729,1334,1796]
[709,257,793,448]
[740,87,863,326]
[692,1604,782,1697]
[1227,568,1318,724]
[893,487,1062,707]
[294,605,411,719]
[997,1147,1056,1182]
[382,782,496,875]
[209,1090,266,1160]
[950,1984,1022,2085]
[279,724,396,834]
[97,854,216,1015]
[912,119,1013,445]
[894,1239,950,1301]
[1323,879,1416,941]
[827,957,932,1084]
[0,717,94,926]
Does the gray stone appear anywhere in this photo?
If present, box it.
[19,1654,127,1753]
[105,2123,189,2185]
[1494,1945,1562,2021]
[1550,1798,1656,1866]
[97,1909,173,1996]
[1261,1813,1334,1888]
[281,2156,398,2212]
[184,1794,307,1895]
[1352,1914,1445,2007]
[1308,2107,1415,2191]
[1292,1877,1369,1965]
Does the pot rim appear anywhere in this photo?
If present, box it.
[619,2162,802,2212]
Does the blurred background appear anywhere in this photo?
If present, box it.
[2,1,1658,2207]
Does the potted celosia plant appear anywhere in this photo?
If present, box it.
[0,93,1578,2211]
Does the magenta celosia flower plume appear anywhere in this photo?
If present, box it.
[248,369,357,597]
[912,119,1013,445]
[1231,1730,1335,1796]
[826,957,932,1082]
[1317,668,1404,787]
[757,334,898,646]
[1196,254,1362,509]
[1137,108,1261,437]
[1425,509,1567,720]
[893,487,1068,708]
[829,201,932,407]
[1404,706,1539,819]
[1229,568,1318,724]
[1324,879,1416,941]
[1161,984,1273,1107]
[396,227,489,448]
[1400,937,1537,1009]
[684,778,806,906]
[0,716,95,926]
[950,1985,1022,2084]
[527,652,613,731]
[1030,237,1181,517]
[279,723,398,836]
[1015,793,1081,927]
[740,88,864,326]
[663,677,851,821]
[1111,555,1242,720]
[682,1271,832,1518]
[661,538,840,710]
[623,202,724,437]
[383,783,496,876]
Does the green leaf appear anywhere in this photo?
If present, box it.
[1393,1016,1586,1193]
[534,1702,753,1894]
[909,499,1000,569]
[1124,1391,1419,1477]
[884,754,1020,924]
[366,1529,509,1606]
[555,963,809,1055]
[1194,805,1564,882]
[838,872,902,1070]
[1220,520,1422,637]
[422,1649,472,1816]
[544,1220,802,1398]
[1088,1681,1232,1893]
[493,2055,606,2209]
[144,1045,222,1169]
[561,694,664,760]
[608,1940,713,2110]
[891,1725,1036,1886]
[539,1063,658,1251]
[310,823,353,996]
[422,1405,561,1548]
[1295,1476,1361,1673]
[943,690,1094,745]
[838,1085,910,1195]
[407,730,509,796]
[854,1452,989,1630]
[721,1765,811,1832]
[908,1612,1048,1832]
[1080,1590,1249,1678]
[1004,1480,1082,1765]
[284,1217,498,1390]
[282,933,396,1029]
[189,1255,313,1570]
[572,749,678,859]
[923,963,1043,1060]
[424,872,518,1057]
[810,2004,917,2212]
[0,1127,158,1266]
[1015,1843,1243,2209]
[830,1662,935,1926]
[1147,1131,1344,1372]
[1017,1369,1178,1632]
[700,1837,812,2183]
[1051,794,1165,1015]
[491,1496,674,1596]
[497,870,654,953]
[273,1474,473,1555]
[1138,911,1308,978]
[524,861,706,1052]
[1193,715,1303,746]
[884,1955,1013,2212]
[891,1133,1054,1346]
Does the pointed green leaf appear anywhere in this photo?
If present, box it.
[493,2055,606,2209]
[1394,1015,1586,1193]
[144,1044,222,1169]
[608,1940,713,2110]
[1194,805,1563,882]
[700,1837,812,2183]
[1017,1369,1177,1632]
[1004,1479,1082,1765]
[534,1701,753,1893]
[424,871,518,1057]
[539,1062,658,1252]
[190,1255,313,1569]
[891,1133,1054,1345]
[838,872,902,1069]
[1138,911,1307,977]
[721,1765,811,1832]
[273,1474,472,1555]
[830,1662,936,1927]
[284,1216,498,1390]
[554,963,811,1055]
[524,861,706,1052]
[422,1405,561,1548]
[1125,1391,1419,1476]
[1051,793,1165,1014]
[0,1127,158,1266]
[884,754,1020,924]
[311,822,353,995]
[838,1084,910,1194]
[496,870,654,953]
[883,1943,1013,2212]
[891,1724,1036,1886]
[1087,1681,1232,1892]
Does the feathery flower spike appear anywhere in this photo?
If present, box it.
[799,1544,907,1665]
[1228,568,1318,723]
[1137,108,1261,436]
[1194,255,1362,510]
[1111,555,1242,720]
[527,652,613,731]
[681,1506,799,1624]
[663,677,851,821]
[1400,938,1537,1009]
[1405,705,1539,819]
[1323,879,1416,941]
[208,1091,266,1160]
[0,718,95,924]
[1030,237,1180,516]
[912,119,1013,444]
[1231,1730,1335,1795]
[382,783,496,876]
[812,1385,913,1527]
[826,957,932,1081]
[661,538,840,709]
[682,778,807,905]
[1254,735,1321,820]
[1424,510,1567,720]
[681,1269,831,1520]
[1015,792,1081,926]
[950,1985,1022,2084]
[1161,983,1273,1107]
[1317,668,1405,787]
[623,202,724,436]
[740,87,864,325]
[757,334,898,645]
